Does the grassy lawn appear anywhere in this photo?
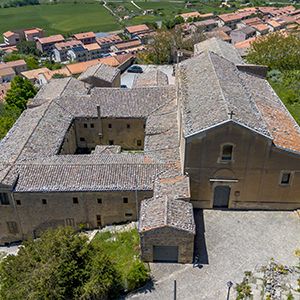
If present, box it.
[91,227,149,290]
[0,3,121,41]
[270,80,300,125]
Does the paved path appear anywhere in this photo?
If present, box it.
[128,210,300,300]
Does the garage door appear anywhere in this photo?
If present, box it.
[153,245,178,262]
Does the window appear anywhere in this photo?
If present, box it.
[0,193,9,205]
[16,200,21,206]
[221,144,233,161]
[84,123,87,128]
[90,123,94,128]
[73,197,79,204]
[7,221,18,234]
[280,172,292,185]
[125,213,133,217]
[96,215,101,227]
[108,124,112,128]
[127,124,130,129]
[97,198,102,204]
[42,199,47,205]
[137,140,142,147]
[80,137,85,142]
[123,197,128,203]
[109,140,114,145]
[96,215,101,220]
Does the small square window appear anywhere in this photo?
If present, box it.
[127,124,130,129]
[73,197,79,204]
[281,172,291,185]
[123,197,128,203]
[84,123,87,128]
[42,199,47,205]
[16,200,21,205]
[80,137,85,142]
[97,198,102,204]
[90,123,94,128]
[108,124,112,128]
[96,214,101,220]
[137,140,142,147]
[109,140,114,145]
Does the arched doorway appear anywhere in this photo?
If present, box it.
[213,186,231,208]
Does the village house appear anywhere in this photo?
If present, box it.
[0,67,15,83]
[0,60,27,75]
[191,19,218,32]
[52,40,87,63]
[73,32,97,45]
[36,34,65,54]
[24,28,44,42]
[96,35,123,54]
[110,39,143,53]
[1,38,300,264]
[251,23,270,35]
[3,31,20,46]
[124,24,152,39]
[179,11,214,22]
[84,43,103,60]
[230,26,256,44]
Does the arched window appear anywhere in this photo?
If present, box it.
[221,144,233,161]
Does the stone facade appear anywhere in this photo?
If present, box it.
[140,227,194,264]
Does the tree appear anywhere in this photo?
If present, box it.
[0,104,21,139]
[17,40,41,56]
[246,32,300,71]
[5,76,37,110]
[0,227,121,300]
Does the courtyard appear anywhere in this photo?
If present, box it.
[128,209,300,300]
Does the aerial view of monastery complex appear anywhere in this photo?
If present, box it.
[0,1,300,299]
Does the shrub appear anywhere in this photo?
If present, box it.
[126,260,150,291]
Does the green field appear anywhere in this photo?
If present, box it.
[0,3,121,41]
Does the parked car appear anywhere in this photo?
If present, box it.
[127,65,143,73]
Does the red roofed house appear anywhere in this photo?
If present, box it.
[73,32,96,45]
[3,31,20,46]
[24,28,44,42]
[0,59,27,75]
[36,34,65,53]
[125,24,152,39]
[96,35,123,53]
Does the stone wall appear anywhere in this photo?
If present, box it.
[140,227,194,264]
[0,190,152,244]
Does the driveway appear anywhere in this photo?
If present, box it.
[128,210,300,300]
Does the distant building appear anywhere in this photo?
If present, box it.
[73,32,96,45]
[96,35,123,54]
[21,67,50,84]
[84,43,102,60]
[124,24,152,39]
[0,67,15,83]
[191,19,218,32]
[24,28,44,42]
[251,23,269,35]
[230,26,256,44]
[111,39,142,53]
[0,60,28,75]
[179,11,214,22]
[36,35,65,54]
[3,31,20,46]
[53,40,87,63]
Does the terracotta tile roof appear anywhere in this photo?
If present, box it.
[73,31,95,40]
[24,28,42,35]
[234,36,257,49]
[21,67,50,80]
[96,34,122,45]
[205,30,231,42]
[125,24,150,34]
[84,43,101,51]
[218,13,243,23]
[0,59,26,69]
[267,19,282,28]
[114,39,141,50]
[66,57,119,75]
[54,40,83,50]
[252,23,269,32]
[0,67,15,77]
[37,34,64,44]
[242,17,262,25]
[41,67,71,81]
[3,31,16,38]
